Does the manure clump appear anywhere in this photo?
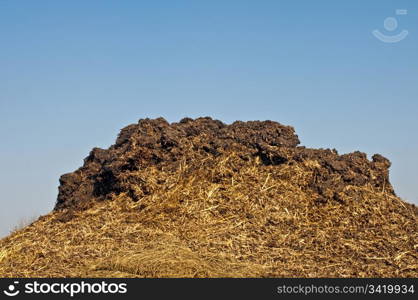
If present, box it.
[57,117,393,210]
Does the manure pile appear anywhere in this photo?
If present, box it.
[1,117,417,277]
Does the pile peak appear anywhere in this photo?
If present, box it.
[57,117,393,211]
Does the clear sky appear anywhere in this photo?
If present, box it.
[1,0,417,237]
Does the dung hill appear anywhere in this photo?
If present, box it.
[0,117,417,277]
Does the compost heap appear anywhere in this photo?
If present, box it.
[1,117,417,277]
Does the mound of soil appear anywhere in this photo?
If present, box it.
[57,117,394,211]
[1,117,416,278]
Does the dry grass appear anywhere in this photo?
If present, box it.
[10,215,39,234]
[0,153,417,277]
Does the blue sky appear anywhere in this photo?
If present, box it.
[1,0,417,237]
